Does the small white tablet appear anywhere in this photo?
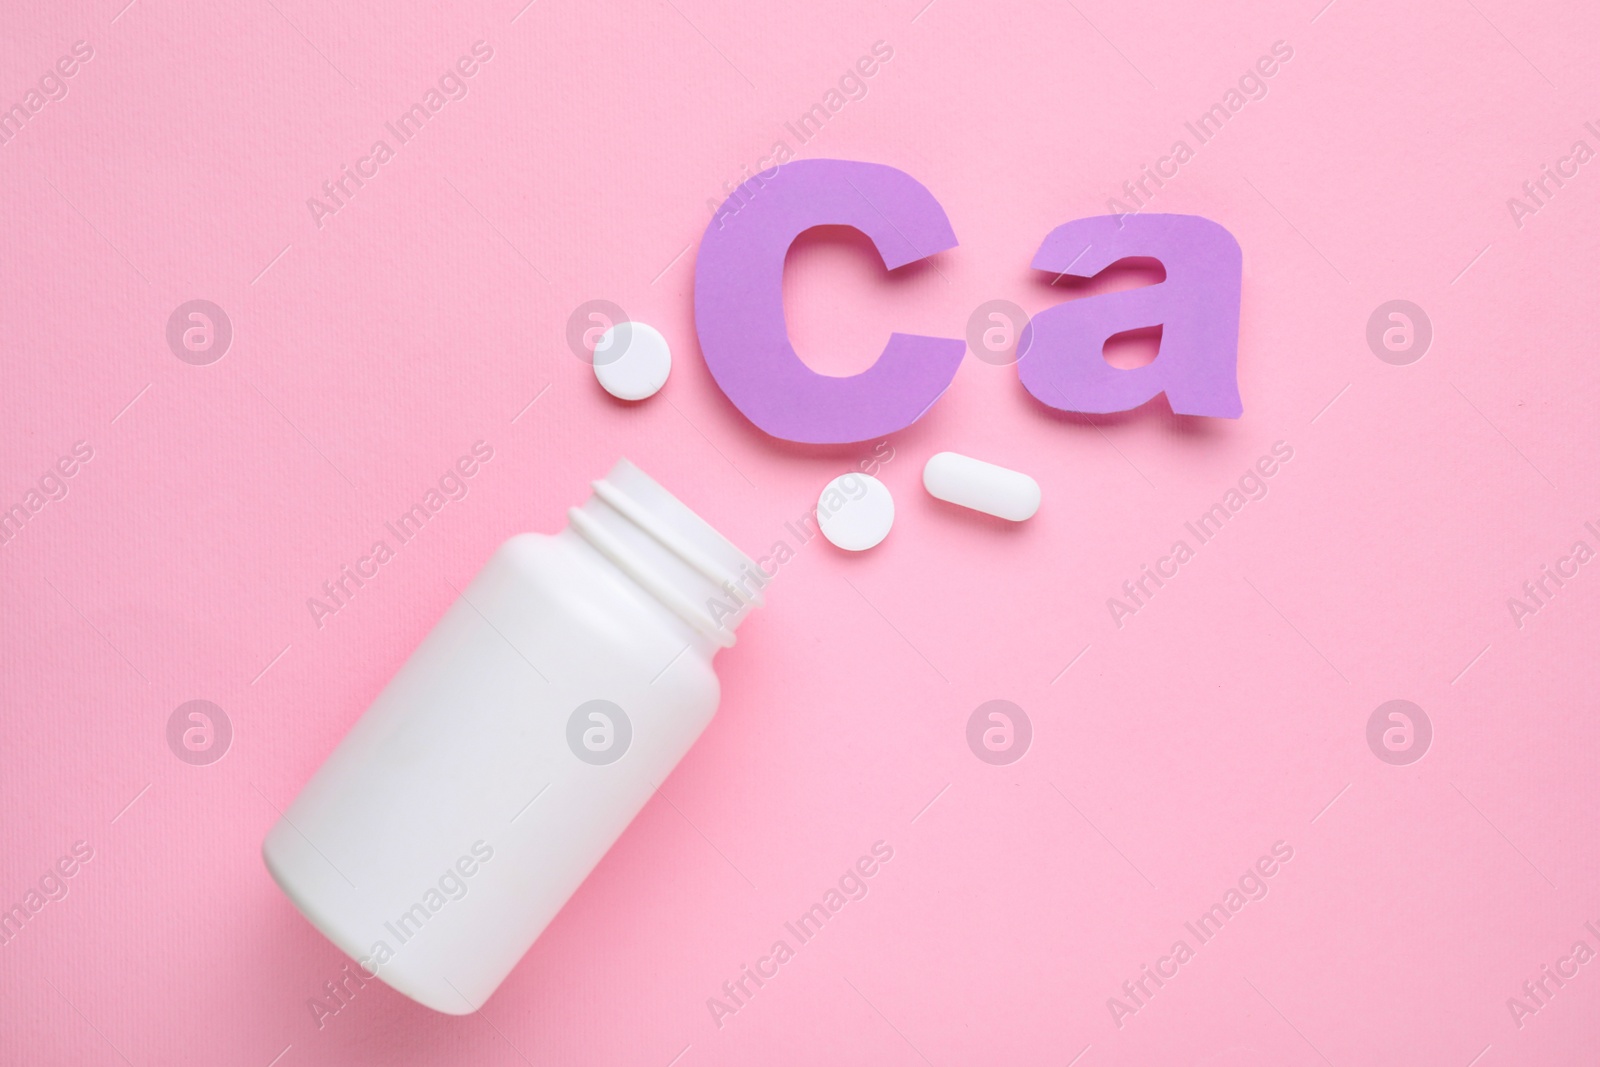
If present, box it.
[816,473,895,551]
[593,321,671,401]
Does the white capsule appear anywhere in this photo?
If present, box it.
[922,452,1040,522]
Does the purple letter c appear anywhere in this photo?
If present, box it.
[693,159,964,445]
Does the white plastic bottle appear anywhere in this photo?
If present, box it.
[263,459,764,1014]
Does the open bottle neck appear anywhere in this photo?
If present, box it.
[565,459,764,649]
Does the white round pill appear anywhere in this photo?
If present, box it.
[816,472,894,551]
[593,321,671,401]
[923,451,1041,521]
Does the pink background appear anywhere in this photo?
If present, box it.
[4,0,1599,1063]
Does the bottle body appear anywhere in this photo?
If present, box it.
[264,461,760,1014]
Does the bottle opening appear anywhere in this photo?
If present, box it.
[567,459,765,647]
